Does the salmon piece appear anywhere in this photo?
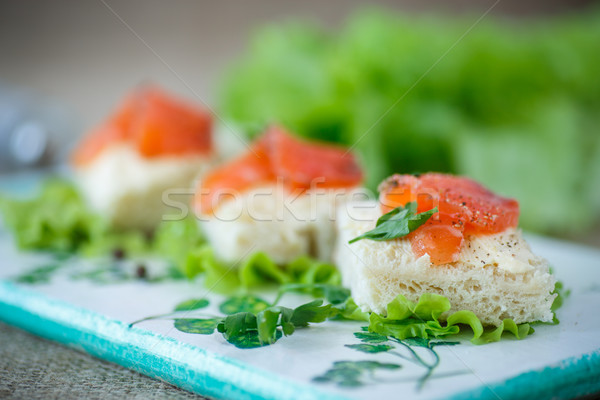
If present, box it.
[197,141,273,213]
[72,85,212,166]
[379,173,519,265]
[71,93,136,166]
[196,126,362,214]
[263,126,363,190]
[409,224,464,265]
[132,87,212,157]
[71,124,126,167]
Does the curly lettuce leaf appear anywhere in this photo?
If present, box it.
[0,179,103,253]
[0,179,147,256]
[532,279,570,326]
[239,252,291,288]
[183,246,343,293]
[446,310,484,339]
[334,298,370,322]
[551,280,571,313]
[152,217,205,270]
[285,256,341,286]
[184,245,241,293]
[368,293,533,345]
[471,320,534,345]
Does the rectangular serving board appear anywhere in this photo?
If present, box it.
[0,174,599,400]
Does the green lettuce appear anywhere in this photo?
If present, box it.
[183,245,241,293]
[152,217,206,270]
[0,179,147,256]
[0,178,211,263]
[170,286,539,348]
[471,319,533,345]
[239,252,291,287]
[0,179,104,253]
[183,245,342,293]
[0,180,343,292]
[368,293,532,345]
[0,181,559,348]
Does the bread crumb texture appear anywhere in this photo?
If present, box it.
[335,203,556,326]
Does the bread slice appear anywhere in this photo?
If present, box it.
[76,145,212,231]
[200,187,355,264]
[334,202,556,326]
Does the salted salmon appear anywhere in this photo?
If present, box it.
[379,173,519,265]
[196,126,362,214]
[72,85,212,166]
[261,127,364,190]
[197,142,273,213]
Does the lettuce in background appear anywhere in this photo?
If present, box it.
[0,179,107,253]
[219,9,600,236]
[0,179,148,256]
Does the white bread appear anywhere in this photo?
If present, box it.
[334,202,556,326]
[76,145,212,231]
[200,187,359,264]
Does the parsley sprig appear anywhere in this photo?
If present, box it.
[131,283,368,348]
[349,202,437,244]
[217,299,333,346]
[217,284,368,347]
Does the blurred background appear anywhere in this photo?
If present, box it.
[1,0,599,245]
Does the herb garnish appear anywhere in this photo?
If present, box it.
[349,202,437,244]
[217,300,333,347]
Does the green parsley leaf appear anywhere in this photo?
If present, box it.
[215,299,335,346]
[225,330,283,349]
[349,202,437,244]
[330,298,370,322]
[289,300,332,327]
[256,309,281,345]
[217,312,257,338]
[278,306,296,336]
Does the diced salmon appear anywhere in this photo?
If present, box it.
[72,85,212,166]
[196,126,362,214]
[379,173,519,265]
[409,224,464,265]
